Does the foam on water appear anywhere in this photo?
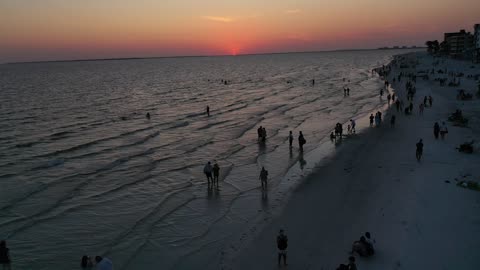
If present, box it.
[0,49,418,269]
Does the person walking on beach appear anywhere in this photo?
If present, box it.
[288,131,294,148]
[0,241,11,270]
[440,122,448,140]
[369,114,374,127]
[433,122,440,139]
[212,161,220,185]
[204,161,213,184]
[428,95,433,107]
[350,119,356,134]
[206,105,210,117]
[419,103,424,115]
[298,131,306,151]
[277,229,288,266]
[390,115,396,128]
[260,167,268,190]
[416,139,424,162]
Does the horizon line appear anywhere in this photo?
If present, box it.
[2,47,424,65]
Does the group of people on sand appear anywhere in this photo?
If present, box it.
[369,111,383,127]
[203,161,220,186]
[81,255,113,270]
[335,232,375,269]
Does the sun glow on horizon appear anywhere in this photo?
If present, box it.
[1,0,479,62]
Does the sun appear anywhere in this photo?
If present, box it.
[230,47,239,56]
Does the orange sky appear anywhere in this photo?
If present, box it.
[1,0,479,62]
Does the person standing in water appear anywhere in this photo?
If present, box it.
[212,161,220,185]
[203,161,213,184]
[288,131,294,148]
[298,131,306,151]
[277,230,288,266]
[350,119,356,134]
[416,139,424,162]
[260,167,268,190]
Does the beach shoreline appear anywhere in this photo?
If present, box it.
[230,51,480,270]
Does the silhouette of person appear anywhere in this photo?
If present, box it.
[213,162,220,185]
[288,131,293,148]
[298,131,306,151]
[206,106,210,117]
[277,230,288,266]
[416,139,423,162]
[259,167,268,190]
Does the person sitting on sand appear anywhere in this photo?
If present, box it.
[365,232,374,251]
[348,256,357,270]
[81,255,93,269]
[95,256,113,270]
[277,229,288,266]
[351,236,373,257]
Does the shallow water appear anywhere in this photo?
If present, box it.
[0,49,416,269]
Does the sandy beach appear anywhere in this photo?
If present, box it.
[231,51,480,269]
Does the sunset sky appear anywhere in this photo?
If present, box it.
[1,0,479,63]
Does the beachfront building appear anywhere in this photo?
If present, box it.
[474,24,480,63]
[443,29,474,59]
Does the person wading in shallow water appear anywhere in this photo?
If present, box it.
[298,131,306,151]
[212,161,220,186]
[288,131,294,148]
[277,229,288,266]
[259,167,268,190]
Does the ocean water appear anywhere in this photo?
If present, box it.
[0,49,415,269]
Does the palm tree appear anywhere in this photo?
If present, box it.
[425,41,434,54]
